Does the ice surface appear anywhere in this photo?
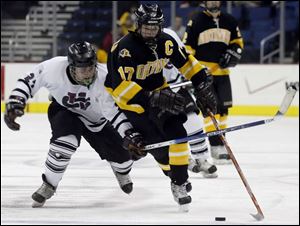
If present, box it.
[1,114,299,225]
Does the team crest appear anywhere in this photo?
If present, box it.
[119,49,131,58]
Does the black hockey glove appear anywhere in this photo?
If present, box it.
[4,95,26,131]
[193,70,217,117]
[122,129,147,160]
[219,44,242,69]
[177,87,200,114]
[149,88,185,115]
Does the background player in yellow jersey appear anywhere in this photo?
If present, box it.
[183,1,243,164]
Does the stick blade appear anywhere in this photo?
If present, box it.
[277,85,297,116]
[250,212,264,221]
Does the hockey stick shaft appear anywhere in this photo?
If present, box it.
[170,65,219,89]
[208,111,264,221]
[144,119,271,150]
[143,86,297,151]
[170,80,192,89]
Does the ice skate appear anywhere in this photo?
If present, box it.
[111,168,133,194]
[31,174,56,208]
[171,181,192,212]
[185,180,192,193]
[188,158,218,178]
[211,145,232,165]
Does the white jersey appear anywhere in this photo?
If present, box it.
[162,28,185,85]
[163,28,185,48]
[10,56,132,137]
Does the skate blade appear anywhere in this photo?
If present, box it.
[178,204,189,212]
[202,172,218,178]
[32,200,45,208]
[213,159,232,165]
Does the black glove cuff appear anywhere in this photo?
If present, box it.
[191,68,210,87]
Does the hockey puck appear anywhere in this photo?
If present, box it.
[215,217,226,221]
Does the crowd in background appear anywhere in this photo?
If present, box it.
[1,1,298,63]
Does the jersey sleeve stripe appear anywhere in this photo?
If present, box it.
[110,110,122,125]
[115,119,130,132]
[230,38,244,48]
[11,88,30,99]
[111,81,145,113]
[179,55,205,80]
[199,61,229,75]
[167,73,182,84]
[185,45,196,56]
[17,79,32,97]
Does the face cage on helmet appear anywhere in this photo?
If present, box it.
[69,64,97,86]
[140,24,162,40]
[136,19,163,43]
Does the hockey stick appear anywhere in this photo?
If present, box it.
[170,80,192,89]
[208,110,265,221]
[170,65,219,89]
[143,86,297,151]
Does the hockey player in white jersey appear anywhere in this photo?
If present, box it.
[3,42,144,207]
[163,28,217,178]
[163,63,217,178]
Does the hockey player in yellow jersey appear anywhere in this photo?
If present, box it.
[183,1,244,164]
[105,4,217,211]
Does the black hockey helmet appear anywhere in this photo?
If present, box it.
[68,41,97,68]
[134,4,164,42]
[67,42,97,86]
[204,1,221,14]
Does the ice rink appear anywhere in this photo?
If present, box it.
[1,113,299,225]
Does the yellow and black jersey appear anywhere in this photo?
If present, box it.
[183,10,244,76]
[105,30,207,114]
